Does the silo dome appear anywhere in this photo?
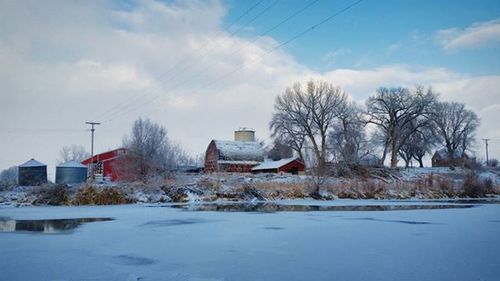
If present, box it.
[18,158,47,186]
[234,128,256,142]
[56,160,88,185]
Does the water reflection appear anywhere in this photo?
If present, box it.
[0,218,113,234]
[143,218,214,227]
[170,203,476,213]
[346,217,442,225]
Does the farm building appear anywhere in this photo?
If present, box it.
[55,160,88,185]
[431,148,469,167]
[81,148,126,181]
[18,158,47,186]
[205,129,265,173]
[359,154,381,167]
[252,157,305,175]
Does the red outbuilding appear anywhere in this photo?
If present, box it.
[251,157,305,175]
[81,148,127,181]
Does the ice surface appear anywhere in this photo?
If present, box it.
[1,200,500,281]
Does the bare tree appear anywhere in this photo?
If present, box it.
[412,123,438,168]
[397,118,438,168]
[267,139,294,161]
[431,101,479,167]
[121,118,187,182]
[270,80,348,172]
[0,166,18,189]
[366,86,437,168]
[58,145,90,164]
[270,111,306,161]
[328,102,369,165]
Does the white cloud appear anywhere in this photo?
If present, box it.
[322,48,351,66]
[436,18,500,50]
[0,0,499,175]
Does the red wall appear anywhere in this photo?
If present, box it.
[204,141,218,173]
[81,148,126,181]
[277,159,305,174]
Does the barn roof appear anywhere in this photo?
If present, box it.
[213,140,264,162]
[19,158,46,167]
[81,147,126,164]
[57,160,87,168]
[435,148,466,159]
[252,157,301,171]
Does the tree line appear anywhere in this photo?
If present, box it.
[270,80,480,170]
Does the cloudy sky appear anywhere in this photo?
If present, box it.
[1,0,500,176]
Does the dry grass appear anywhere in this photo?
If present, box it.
[74,185,130,205]
[249,182,308,199]
[461,174,496,198]
[33,184,71,206]
[197,177,222,192]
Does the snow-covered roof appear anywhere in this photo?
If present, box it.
[218,160,262,165]
[435,148,466,159]
[252,157,301,171]
[57,160,87,168]
[213,140,264,162]
[19,158,46,167]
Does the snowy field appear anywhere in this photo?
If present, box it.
[1,200,500,281]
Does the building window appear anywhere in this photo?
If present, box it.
[96,161,103,174]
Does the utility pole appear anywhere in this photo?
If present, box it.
[86,122,100,180]
[483,138,490,165]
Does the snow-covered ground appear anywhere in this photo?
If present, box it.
[1,200,500,281]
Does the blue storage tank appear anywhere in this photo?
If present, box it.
[55,160,88,185]
[18,159,47,186]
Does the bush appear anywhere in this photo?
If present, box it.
[487,158,499,167]
[74,185,98,205]
[242,183,266,200]
[33,184,71,206]
[161,186,189,202]
[360,180,385,199]
[96,188,129,205]
[74,185,129,205]
[464,158,482,171]
[435,177,456,197]
[461,174,495,198]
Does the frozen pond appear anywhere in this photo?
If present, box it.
[1,199,500,281]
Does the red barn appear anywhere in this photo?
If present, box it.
[252,157,305,175]
[205,140,265,173]
[431,148,469,167]
[81,148,127,181]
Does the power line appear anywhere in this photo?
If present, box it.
[0,128,86,134]
[203,0,365,89]
[96,0,269,121]
[105,0,364,120]
[101,0,281,122]
[163,0,321,93]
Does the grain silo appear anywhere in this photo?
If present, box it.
[55,160,88,185]
[18,159,47,186]
[234,128,255,142]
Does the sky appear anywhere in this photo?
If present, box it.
[1,0,500,177]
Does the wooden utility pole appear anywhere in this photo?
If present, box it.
[86,122,100,179]
[483,138,490,164]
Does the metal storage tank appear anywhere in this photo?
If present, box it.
[18,159,47,186]
[55,160,88,185]
[234,128,255,142]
